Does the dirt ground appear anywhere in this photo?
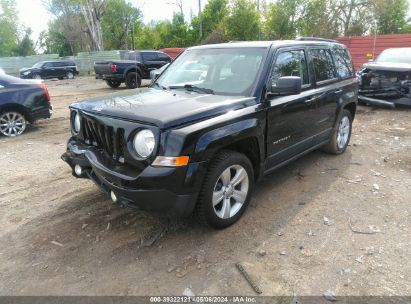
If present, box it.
[0,77,410,297]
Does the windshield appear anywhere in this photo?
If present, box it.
[376,49,411,64]
[155,47,266,96]
[32,62,44,68]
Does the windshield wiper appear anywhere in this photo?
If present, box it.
[168,84,214,95]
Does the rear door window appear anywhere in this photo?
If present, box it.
[332,48,354,78]
[309,49,336,82]
[142,52,158,61]
[52,62,65,67]
[271,49,310,86]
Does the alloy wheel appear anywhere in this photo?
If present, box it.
[337,116,350,149]
[67,72,74,79]
[0,112,27,137]
[212,165,249,219]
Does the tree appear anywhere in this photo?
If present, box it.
[102,0,142,50]
[298,0,339,38]
[226,0,260,41]
[264,1,299,39]
[372,0,409,34]
[79,0,105,50]
[0,0,19,56]
[192,0,229,41]
[43,0,92,55]
[15,28,36,56]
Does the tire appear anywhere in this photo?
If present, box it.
[195,150,254,229]
[125,72,141,89]
[0,111,27,137]
[32,73,41,80]
[66,71,74,79]
[106,80,121,88]
[323,109,353,154]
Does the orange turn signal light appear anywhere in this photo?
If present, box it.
[152,156,190,167]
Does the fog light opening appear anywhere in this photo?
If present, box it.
[110,191,118,203]
[74,164,82,176]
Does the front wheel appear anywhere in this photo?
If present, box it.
[125,72,141,89]
[106,80,121,88]
[195,150,254,229]
[0,111,27,137]
[323,109,353,154]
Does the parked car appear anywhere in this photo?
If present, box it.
[0,75,52,136]
[357,47,411,107]
[19,60,79,80]
[62,39,358,228]
[94,50,172,89]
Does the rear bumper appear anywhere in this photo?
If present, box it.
[95,74,124,81]
[61,138,206,216]
[28,104,53,122]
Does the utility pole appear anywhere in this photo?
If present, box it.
[199,0,203,39]
[257,0,261,40]
[132,21,135,51]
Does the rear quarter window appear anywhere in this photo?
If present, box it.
[332,48,354,78]
[309,49,336,82]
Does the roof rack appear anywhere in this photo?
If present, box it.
[295,37,338,43]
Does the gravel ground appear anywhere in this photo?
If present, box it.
[0,77,410,296]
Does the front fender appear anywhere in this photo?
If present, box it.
[160,105,266,163]
[192,118,264,161]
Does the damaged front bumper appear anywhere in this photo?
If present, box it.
[357,67,411,108]
[61,138,206,217]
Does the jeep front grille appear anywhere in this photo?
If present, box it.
[82,117,125,160]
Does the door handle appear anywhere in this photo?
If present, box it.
[334,89,343,94]
[304,97,316,103]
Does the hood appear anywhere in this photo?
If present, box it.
[71,88,256,129]
[19,67,31,72]
[362,62,411,72]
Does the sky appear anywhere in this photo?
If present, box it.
[16,0,210,41]
[14,0,411,42]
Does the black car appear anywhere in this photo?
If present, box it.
[357,48,411,107]
[62,39,358,228]
[0,75,52,136]
[20,60,79,80]
[94,50,172,89]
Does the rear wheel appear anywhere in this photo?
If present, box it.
[195,150,254,229]
[0,111,27,137]
[323,109,352,154]
[106,80,121,88]
[125,72,141,89]
[66,71,74,79]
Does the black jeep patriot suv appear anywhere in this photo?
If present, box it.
[62,39,358,228]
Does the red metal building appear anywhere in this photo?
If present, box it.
[337,34,411,69]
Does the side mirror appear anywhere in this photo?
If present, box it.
[270,76,302,95]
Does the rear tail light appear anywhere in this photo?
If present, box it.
[110,63,117,73]
[38,83,51,101]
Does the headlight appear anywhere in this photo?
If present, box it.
[72,112,81,134]
[23,71,30,75]
[133,129,155,158]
